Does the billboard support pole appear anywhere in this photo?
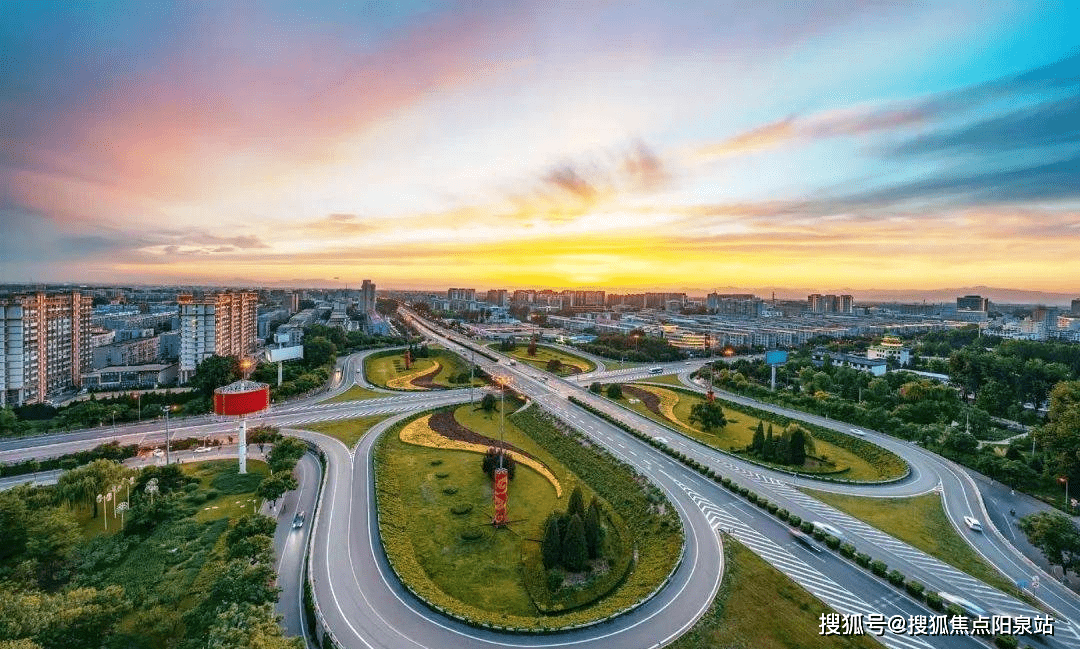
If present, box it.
[277,361,283,387]
[239,418,247,474]
[771,364,777,392]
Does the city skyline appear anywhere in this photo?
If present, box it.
[2,2,1079,291]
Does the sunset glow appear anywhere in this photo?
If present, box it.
[2,2,1079,292]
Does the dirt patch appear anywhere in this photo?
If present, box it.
[428,410,540,461]
[622,385,662,416]
[409,362,444,389]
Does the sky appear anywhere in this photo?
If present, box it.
[2,1,1079,294]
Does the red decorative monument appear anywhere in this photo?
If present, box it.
[213,379,270,474]
[493,467,509,526]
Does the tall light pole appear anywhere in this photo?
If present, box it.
[163,406,172,465]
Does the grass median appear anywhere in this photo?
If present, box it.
[670,535,883,649]
[606,383,895,481]
[323,385,385,402]
[802,489,1032,603]
[302,415,393,449]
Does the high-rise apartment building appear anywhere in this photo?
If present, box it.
[0,292,91,406]
[807,293,853,314]
[957,295,989,312]
[486,289,508,307]
[1072,298,1080,316]
[361,280,376,314]
[707,293,764,317]
[447,288,476,302]
[177,292,258,383]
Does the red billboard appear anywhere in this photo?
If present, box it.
[213,381,270,416]
[493,468,508,526]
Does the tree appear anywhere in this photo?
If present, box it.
[541,515,562,569]
[302,337,336,369]
[267,437,307,474]
[190,355,241,399]
[546,358,562,373]
[567,486,585,521]
[1036,381,1080,483]
[589,382,602,394]
[480,393,497,413]
[481,447,515,479]
[1018,511,1080,572]
[256,474,298,505]
[0,490,30,562]
[606,384,623,400]
[787,426,807,466]
[751,421,765,454]
[24,509,80,587]
[562,514,588,572]
[0,406,22,436]
[585,498,602,559]
[688,401,727,432]
[206,602,304,649]
[527,339,538,357]
[57,460,127,518]
[226,514,278,563]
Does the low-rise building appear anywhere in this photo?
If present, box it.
[82,363,178,390]
[866,336,911,366]
[811,349,888,376]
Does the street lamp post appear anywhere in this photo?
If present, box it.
[163,406,172,465]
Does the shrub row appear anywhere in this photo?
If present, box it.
[0,441,137,477]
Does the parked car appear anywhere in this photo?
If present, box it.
[963,516,983,532]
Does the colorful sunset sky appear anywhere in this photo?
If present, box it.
[2,2,1078,293]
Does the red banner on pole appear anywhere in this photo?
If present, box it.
[493,468,508,526]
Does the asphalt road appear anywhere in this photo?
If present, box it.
[403,309,1080,649]
[5,314,1079,648]
[273,451,322,643]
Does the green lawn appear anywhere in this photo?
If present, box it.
[613,384,886,481]
[490,343,597,376]
[601,359,643,370]
[303,415,393,449]
[802,489,1032,603]
[670,536,883,649]
[324,385,385,402]
[378,403,582,618]
[365,348,482,389]
[74,459,269,537]
[639,374,685,386]
[182,459,269,522]
[374,402,681,629]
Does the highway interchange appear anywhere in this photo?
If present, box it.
[2,311,1079,649]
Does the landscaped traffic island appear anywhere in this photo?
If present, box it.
[488,341,597,376]
[364,346,483,390]
[373,400,684,630]
[604,382,907,482]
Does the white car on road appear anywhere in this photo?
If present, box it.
[849,428,866,436]
[963,516,983,532]
[194,446,212,453]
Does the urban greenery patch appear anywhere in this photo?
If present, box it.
[373,404,683,631]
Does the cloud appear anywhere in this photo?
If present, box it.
[696,51,1080,159]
